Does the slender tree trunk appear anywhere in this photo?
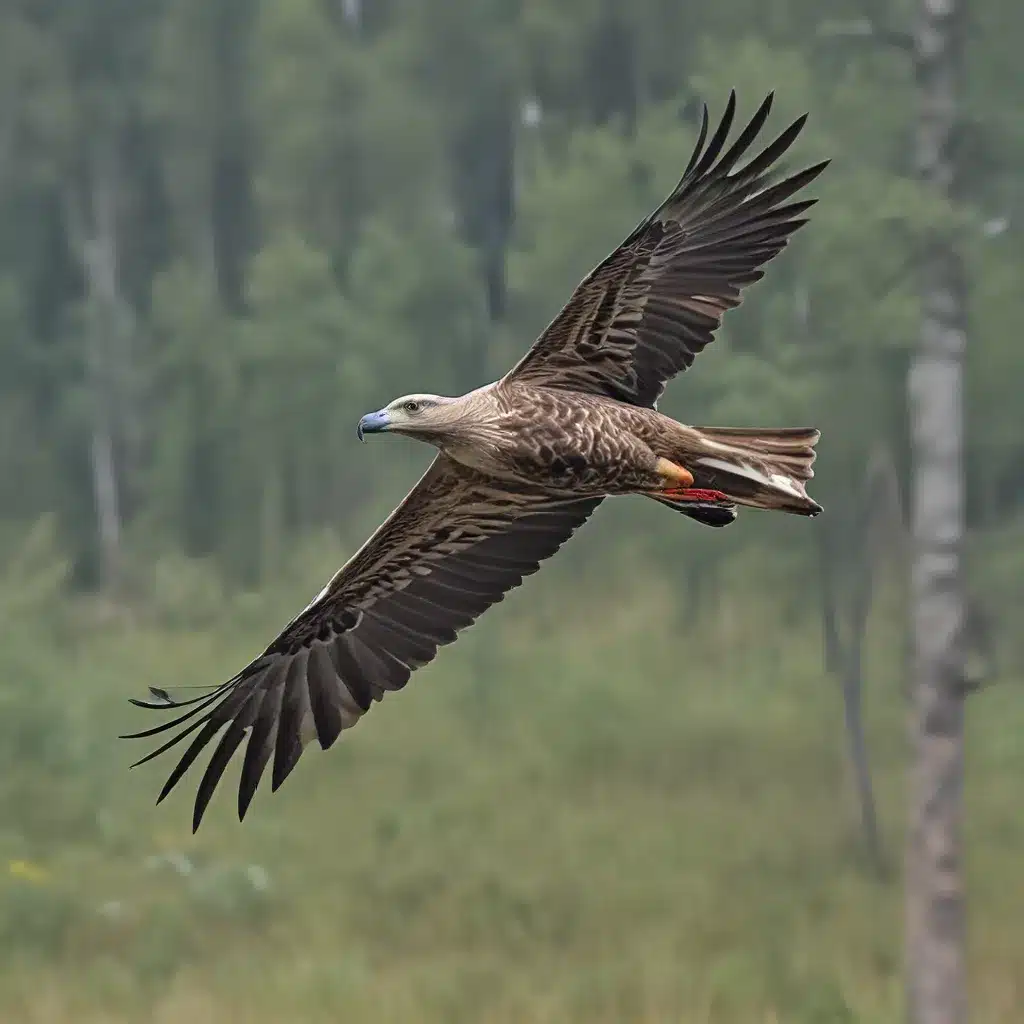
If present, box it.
[89,419,121,586]
[66,137,134,592]
[906,0,968,1020]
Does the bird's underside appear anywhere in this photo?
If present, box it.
[447,382,821,518]
[125,91,829,831]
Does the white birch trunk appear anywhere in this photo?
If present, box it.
[906,0,968,1020]
[66,138,134,592]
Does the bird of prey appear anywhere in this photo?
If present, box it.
[126,92,828,831]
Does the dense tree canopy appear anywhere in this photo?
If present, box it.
[1,0,1021,602]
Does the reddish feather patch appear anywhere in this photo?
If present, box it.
[663,487,732,503]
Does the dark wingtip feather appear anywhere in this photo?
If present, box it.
[681,101,711,182]
[270,744,301,793]
[680,92,816,204]
[712,93,777,179]
[122,679,235,738]
[193,692,266,831]
[192,724,248,832]
[688,91,739,182]
[127,713,209,769]
[237,683,281,822]
[733,114,811,186]
[154,720,225,805]
[127,699,168,712]
[237,765,263,822]
[120,691,224,741]
[128,684,228,712]
[270,661,306,793]
[237,732,270,822]
[308,646,344,751]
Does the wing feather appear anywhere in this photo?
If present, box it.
[238,671,284,821]
[124,455,600,830]
[504,91,828,407]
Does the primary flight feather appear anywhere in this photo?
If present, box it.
[126,92,828,830]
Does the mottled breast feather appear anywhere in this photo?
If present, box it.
[502,91,828,408]
[490,386,663,495]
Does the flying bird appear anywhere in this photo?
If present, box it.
[126,92,828,831]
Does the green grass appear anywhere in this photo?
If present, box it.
[0,554,1021,1023]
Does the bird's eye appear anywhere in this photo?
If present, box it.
[403,401,420,413]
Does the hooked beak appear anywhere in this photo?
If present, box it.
[357,409,391,442]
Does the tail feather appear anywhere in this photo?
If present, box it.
[652,495,738,528]
[687,426,822,516]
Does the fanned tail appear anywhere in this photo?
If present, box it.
[688,426,822,516]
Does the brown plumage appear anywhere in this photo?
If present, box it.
[126,91,828,830]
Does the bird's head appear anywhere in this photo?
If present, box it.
[357,393,459,443]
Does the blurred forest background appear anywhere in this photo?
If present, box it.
[0,0,1022,1021]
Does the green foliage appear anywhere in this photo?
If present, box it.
[0,872,83,960]
[1,0,1021,581]
[343,212,490,395]
[0,569,1017,1020]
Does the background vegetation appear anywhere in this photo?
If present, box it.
[0,0,1022,1020]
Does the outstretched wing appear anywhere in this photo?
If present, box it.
[504,92,828,407]
[125,455,601,831]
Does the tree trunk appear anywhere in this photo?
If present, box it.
[906,0,968,1020]
[587,2,638,135]
[66,138,134,593]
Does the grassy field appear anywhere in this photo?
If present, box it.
[0,540,1021,1023]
